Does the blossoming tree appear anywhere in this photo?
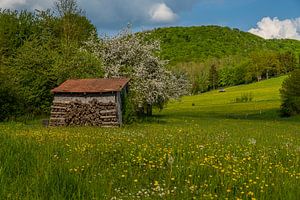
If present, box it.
[85,27,190,116]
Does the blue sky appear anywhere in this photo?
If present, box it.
[177,0,300,31]
[1,0,299,39]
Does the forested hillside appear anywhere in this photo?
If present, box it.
[146,26,300,93]
[147,26,300,64]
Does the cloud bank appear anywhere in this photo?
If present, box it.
[0,0,198,30]
[0,0,51,10]
[0,0,26,8]
[79,0,198,30]
[249,17,300,40]
[150,3,177,23]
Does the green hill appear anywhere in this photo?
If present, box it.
[162,75,288,121]
[145,26,300,93]
[146,26,300,65]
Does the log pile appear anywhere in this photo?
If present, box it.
[49,102,68,126]
[49,99,119,127]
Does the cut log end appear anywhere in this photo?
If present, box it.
[49,100,119,127]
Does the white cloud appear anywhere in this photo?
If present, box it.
[150,3,177,23]
[0,0,52,10]
[79,0,194,29]
[0,0,198,30]
[249,17,300,40]
[0,0,26,8]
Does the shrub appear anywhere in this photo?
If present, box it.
[122,92,137,124]
[0,80,24,121]
[234,92,253,103]
[280,70,300,117]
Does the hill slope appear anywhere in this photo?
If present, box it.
[146,26,300,64]
[161,76,292,121]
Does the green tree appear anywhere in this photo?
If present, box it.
[11,35,58,114]
[11,32,103,115]
[218,67,234,86]
[0,1,102,118]
[0,66,24,121]
[0,10,38,61]
[280,69,300,117]
[53,0,99,81]
[232,63,247,85]
[54,0,96,46]
[191,72,209,94]
[208,64,218,90]
[0,10,19,59]
[0,10,40,119]
[247,51,280,82]
[53,42,103,84]
[278,51,297,73]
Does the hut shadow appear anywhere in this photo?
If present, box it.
[153,108,295,123]
[138,114,168,124]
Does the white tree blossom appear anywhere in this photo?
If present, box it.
[84,27,190,114]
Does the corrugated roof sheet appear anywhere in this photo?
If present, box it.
[51,78,130,93]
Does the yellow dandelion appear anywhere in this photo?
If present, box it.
[247,191,254,196]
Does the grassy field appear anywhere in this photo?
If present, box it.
[0,76,299,199]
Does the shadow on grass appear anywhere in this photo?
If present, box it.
[153,108,300,124]
[136,114,168,124]
[4,108,298,128]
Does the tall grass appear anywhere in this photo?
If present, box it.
[0,76,299,199]
[234,92,253,103]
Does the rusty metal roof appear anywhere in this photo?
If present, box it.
[51,78,130,93]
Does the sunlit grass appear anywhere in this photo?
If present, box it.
[0,76,299,199]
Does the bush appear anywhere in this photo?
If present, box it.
[0,80,24,121]
[191,73,209,94]
[280,70,300,117]
[234,92,253,103]
[122,92,137,124]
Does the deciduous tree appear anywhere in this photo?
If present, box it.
[280,69,300,117]
[208,64,218,89]
[85,27,190,116]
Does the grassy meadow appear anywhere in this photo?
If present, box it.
[0,76,299,199]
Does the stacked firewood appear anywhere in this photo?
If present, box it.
[49,102,68,126]
[59,99,118,126]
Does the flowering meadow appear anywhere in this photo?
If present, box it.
[0,76,299,199]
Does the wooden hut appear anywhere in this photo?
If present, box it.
[50,78,130,127]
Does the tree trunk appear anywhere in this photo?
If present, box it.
[257,75,262,82]
[146,104,152,116]
[137,106,145,116]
